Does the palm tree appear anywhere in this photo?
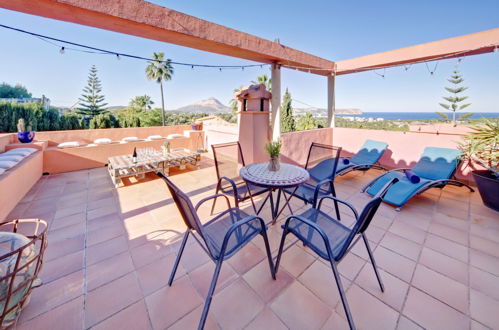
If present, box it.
[145,52,174,126]
[129,95,154,111]
[229,86,244,113]
[252,74,272,92]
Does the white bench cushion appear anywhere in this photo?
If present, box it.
[94,138,112,145]
[121,136,139,142]
[0,160,18,169]
[147,135,164,140]
[58,141,81,148]
[5,148,37,156]
[167,134,184,139]
[0,154,24,162]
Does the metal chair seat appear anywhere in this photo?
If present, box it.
[284,180,331,205]
[220,181,268,201]
[202,207,263,260]
[284,208,350,261]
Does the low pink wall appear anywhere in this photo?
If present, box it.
[35,126,191,146]
[281,128,333,166]
[0,151,43,221]
[280,127,471,181]
[0,133,14,152]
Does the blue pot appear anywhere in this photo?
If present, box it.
[17,131,35,144]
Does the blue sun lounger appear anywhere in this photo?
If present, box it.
[335,140,388,176]
[362,147,474,210]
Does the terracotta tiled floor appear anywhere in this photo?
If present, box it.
[9,154,499,330]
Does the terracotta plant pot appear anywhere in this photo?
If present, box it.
[472,170,499,211]
[268,156,280,171]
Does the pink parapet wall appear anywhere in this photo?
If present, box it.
[280,126,474,182]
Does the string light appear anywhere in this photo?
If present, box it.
[0,23,268,71]
[116,54,120,60]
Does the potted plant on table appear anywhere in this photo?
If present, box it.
[265,140,282,171]
[17,118,35,144]
[459,119,499,211]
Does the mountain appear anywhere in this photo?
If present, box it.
[172,97,231,114]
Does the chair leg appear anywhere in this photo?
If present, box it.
[168,230,190,286]
[362,234,384,292]
[198,257,224,330]
[329,260,356,330]
[331,184,341,221]
[210,186,220,215]
[274,228,288,274]
[261,230,276,280]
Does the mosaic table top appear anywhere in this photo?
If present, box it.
[240,162,309,188]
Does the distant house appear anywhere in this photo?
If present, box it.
[0,95,51,110]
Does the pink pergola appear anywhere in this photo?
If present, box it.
[1,0,498,136]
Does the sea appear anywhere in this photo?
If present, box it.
[336,112,499,121]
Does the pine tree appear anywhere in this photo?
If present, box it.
[280,88,296,132]
[438,67,471,126]
[77,65,108,118]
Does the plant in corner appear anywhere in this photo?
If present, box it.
[16,118,35,143]
[458,119,499,211]
[265,140,282,171]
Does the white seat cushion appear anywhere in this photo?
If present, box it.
[167,134,184,139]
[5,148,37,156]
[121,136,140,142]
[0,154,24,162]
[0,160,18,169]
[94,138,112,145]
[147,135,164,140]
[58,141,81,148]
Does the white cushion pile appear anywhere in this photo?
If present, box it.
[167,134,184,139]
[93,138,112,145]
[147,135,164,140]
[121,136,140,143]
[58,141,81,148]
[0,148,37,173]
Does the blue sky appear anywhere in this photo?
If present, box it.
[0,0,498,112]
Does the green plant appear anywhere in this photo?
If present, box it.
[129,95,154,111]
[16,118,31,132]
[280,88,296,133]
[264,140,281,158]
[89,113,119,129]
[145,52,174,126]
[437,66,471,126]
[458,119,499,177]
[77,65,108,118]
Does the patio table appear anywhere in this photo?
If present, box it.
[240,162,309,224]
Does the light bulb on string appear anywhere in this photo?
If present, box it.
[219,68,222,72]
[59,46,65,54]
[116,54,120,60]
[191,65,194,69]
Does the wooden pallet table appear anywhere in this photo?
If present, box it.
[108,148,201,187]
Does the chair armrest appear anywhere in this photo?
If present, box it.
[218,216,266,258]
[312,179,335,205]
[195,193,231,211]
[218,176,238,196]
[317,196,359,220]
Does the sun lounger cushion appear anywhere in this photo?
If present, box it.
[121,136,140,142]
[0,154,24,162]
[58,141,81,148]
[94,138,112,145]
[147,135,164,140]
[0,160,18,169]
[350,140,388,165]
[167,134,184,139]
[5,148,37,156]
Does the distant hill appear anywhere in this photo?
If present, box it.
[172,97,231,114]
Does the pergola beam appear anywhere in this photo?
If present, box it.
[0,0,335,75]
[335,28,499,75]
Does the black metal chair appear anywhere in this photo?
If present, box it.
[284,143,342,218]
[211,142,270,214]
[275,178,399,330]
[156,172,275,330]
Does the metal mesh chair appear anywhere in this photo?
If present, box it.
[156,172,275,330]
[275,178,399,330]
[211,142,269,214]
[285,143,342,217]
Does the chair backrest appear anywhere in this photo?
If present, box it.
[335,178,398,260]
[212,142,245,187]
[305,143,342,182]
[157,172,205,235]
[412,147,461,181]
[350,140,388,165]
